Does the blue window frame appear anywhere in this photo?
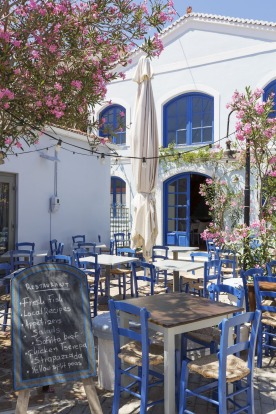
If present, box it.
[163,93,214,146]
[110,177,126,206]
[99,105,126,144]
[264,80,276,117]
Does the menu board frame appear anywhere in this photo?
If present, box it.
[12,262,96,391]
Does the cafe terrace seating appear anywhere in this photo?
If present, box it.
[109,299,164,414]
[267,260,276,276]
[151,245,170,288]
[131,261,168,297]
[0,262,13,331]
[15,242,35,265]
[240,267,264,312]
[254,275,276,368]
[181,283,245,360]
[179,251,211,294]
[178,310,261,414]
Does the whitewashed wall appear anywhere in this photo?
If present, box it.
[105,15,276,244]
[0,127,111,260]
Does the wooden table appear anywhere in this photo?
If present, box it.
[122,292,242,414]
[247,281,276,311]
[153,259,204,292]
[167,246,199,260]
[79,254,139,298]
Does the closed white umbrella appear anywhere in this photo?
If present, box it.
[130,56,159,262]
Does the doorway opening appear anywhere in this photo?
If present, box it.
[163,172,210,247]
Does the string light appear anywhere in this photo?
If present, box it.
[5,108,236,162]
[55,139,62,152]
[142,157,147,168]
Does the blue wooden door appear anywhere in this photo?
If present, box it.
[164,174,190,246]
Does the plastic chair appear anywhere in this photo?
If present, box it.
[254,275,276,368]
[178,310,261,414]
[108,299,164,414]
[151,245,169,288]
[240,267,264,312]
[131,261,168,297]
[181,283,245,360]
[266,260,276,277]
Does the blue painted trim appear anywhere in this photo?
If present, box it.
[99,104,126,144]
[264,80,276,117]
[163,93,214,147]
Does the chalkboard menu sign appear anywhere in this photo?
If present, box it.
[12,263,96,390]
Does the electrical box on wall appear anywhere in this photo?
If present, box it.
[50,195,60,213]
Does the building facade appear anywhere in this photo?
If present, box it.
[97,13,276,246]
[0,126,111,260]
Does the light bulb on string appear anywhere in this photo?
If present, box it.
[142,157,146,168]
[100,153,106,165]
[55,139,62,152]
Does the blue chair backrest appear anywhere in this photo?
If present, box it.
[218,310,261,372]
[152,245,169,261]
[72,235,85,246]
[46,254,71,265]
[109,299,151,357]
[49,239,58,255]
[131,261,157,297]
[203,259,222,297]
[16,242,35,252]
[10,250,34,270]
[208,283,245,315]
[253,275,276,312]
[266,260,276,276]
[78,242,96,253]
[206,240,220,259]
[240,267,264,311]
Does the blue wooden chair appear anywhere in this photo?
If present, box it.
[108,299,164,414]
[78,242,96,252]
[15,242,35,265]
[10,249,33,271]
[240,267,264,312]
[178,310,261,414]
[254,275,276,368]
[0,262,13,331]
[151,245,169,288]
[114,232,129,254]
[72,234,85,248]
[131,261,168,297]
[180,251,212,294]
[190,259,221,298]
[45,254,71,264]
[266,260,276,277]
[74,250,105,301]
[206,239,220,259]
[180,283,245,360]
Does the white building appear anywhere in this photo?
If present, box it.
[97,12,276,247]
[0,126,111,260]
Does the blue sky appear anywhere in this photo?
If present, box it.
[172,0,276,22]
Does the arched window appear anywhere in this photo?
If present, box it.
[264,80,276,118]
[99,104,126,144]
[110,177,126,206]
[163,93,214,146]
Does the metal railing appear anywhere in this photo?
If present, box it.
[110,204,130,239]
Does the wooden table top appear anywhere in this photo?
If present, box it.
[247,281,276,291]
[123,292,242,328]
